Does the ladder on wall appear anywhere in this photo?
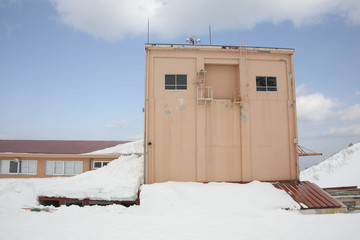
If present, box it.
[197,86,213,105]
[233,88,241,104]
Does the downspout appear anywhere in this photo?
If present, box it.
[89,158,93,171]
[144,46,150,183]
[290,54,300,181]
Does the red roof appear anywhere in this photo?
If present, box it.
[274,181,343,209]
[0,140,130,154]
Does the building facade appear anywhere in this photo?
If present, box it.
[0,153,120,178]
[0,140,126,178]
[144,44,299,184]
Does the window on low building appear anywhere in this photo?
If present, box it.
[256,76,277,92]
[0,159,37,175]
[93,161,110,169]
[45,161,83,175]
[165,74,187,90]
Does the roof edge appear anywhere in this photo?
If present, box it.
[0,153,121,158]
[145,43,294,53]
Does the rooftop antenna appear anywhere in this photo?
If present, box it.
[186,35,201,45]
[147,18,150,43]
[209,25,212,45]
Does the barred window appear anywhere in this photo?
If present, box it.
[256,76,277,92]
[93,161,110,169]
[165,74,187,90]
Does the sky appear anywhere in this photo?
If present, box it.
[0,0,359,169]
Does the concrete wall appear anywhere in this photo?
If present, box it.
[145,44,299,184]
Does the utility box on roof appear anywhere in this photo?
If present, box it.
[144,44,299,184]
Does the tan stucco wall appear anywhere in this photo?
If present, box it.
[145,44,299,184]
[0,153,120,178]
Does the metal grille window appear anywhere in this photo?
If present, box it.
[45,161,83,175]
[165,74,187,90]
[256,76,277,92]
[0,159,37,175]
[93,161,110,169]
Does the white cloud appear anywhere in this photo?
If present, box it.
[339,104,360,121]
[336,0,360,24]
[50,0,360,41]
[51,0,162,41]
[356,90,360,96]
[322,125,360,137]
[296,84,308,96]
[296,93,339,121]
[0,134,14,140]
[105,120,129,128]
[297,86,360,122]
[126,133,143,140]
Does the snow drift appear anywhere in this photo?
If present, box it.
[39,155,144,201]
[300,142,360,188]
[137,181,300,216]
[87,140,144,155]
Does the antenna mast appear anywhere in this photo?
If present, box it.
[147,18,150,43]
[209,25,212,45]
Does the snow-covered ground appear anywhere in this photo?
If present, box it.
[0,158,359,239]
[301,142,360,188]
[0,179,359,240]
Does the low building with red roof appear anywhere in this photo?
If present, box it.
[0,140,129,178]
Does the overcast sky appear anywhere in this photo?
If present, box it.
[1,0,359,169]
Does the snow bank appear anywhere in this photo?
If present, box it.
[301,142,360,188]
[0,179,43,213]
[87,140,144,155]
[2,179,360,240]
[135,181,300,217]
[38,155,144,201]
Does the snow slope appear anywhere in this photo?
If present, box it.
[38,154,144,200]
[87,140,144,155]
[138,181,300,215]
[1,179,360,240]
[300,142,360,188]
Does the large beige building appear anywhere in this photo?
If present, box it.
[144,43,299,184]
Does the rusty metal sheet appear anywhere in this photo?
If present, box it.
[274,181,342,209]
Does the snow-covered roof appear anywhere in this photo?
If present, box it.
[0,140,129,154]
[86,140,144,155]
[38,154,144,201]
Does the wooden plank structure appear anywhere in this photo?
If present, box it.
[273,181,346,213]
[38,191,140,207]
[38,182,347,214]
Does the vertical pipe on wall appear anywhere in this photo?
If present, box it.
[144,47,150,183]
[89,158,93,170]
[147,19,150,44]
[290,54,300,181]
[209,25,212,45]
